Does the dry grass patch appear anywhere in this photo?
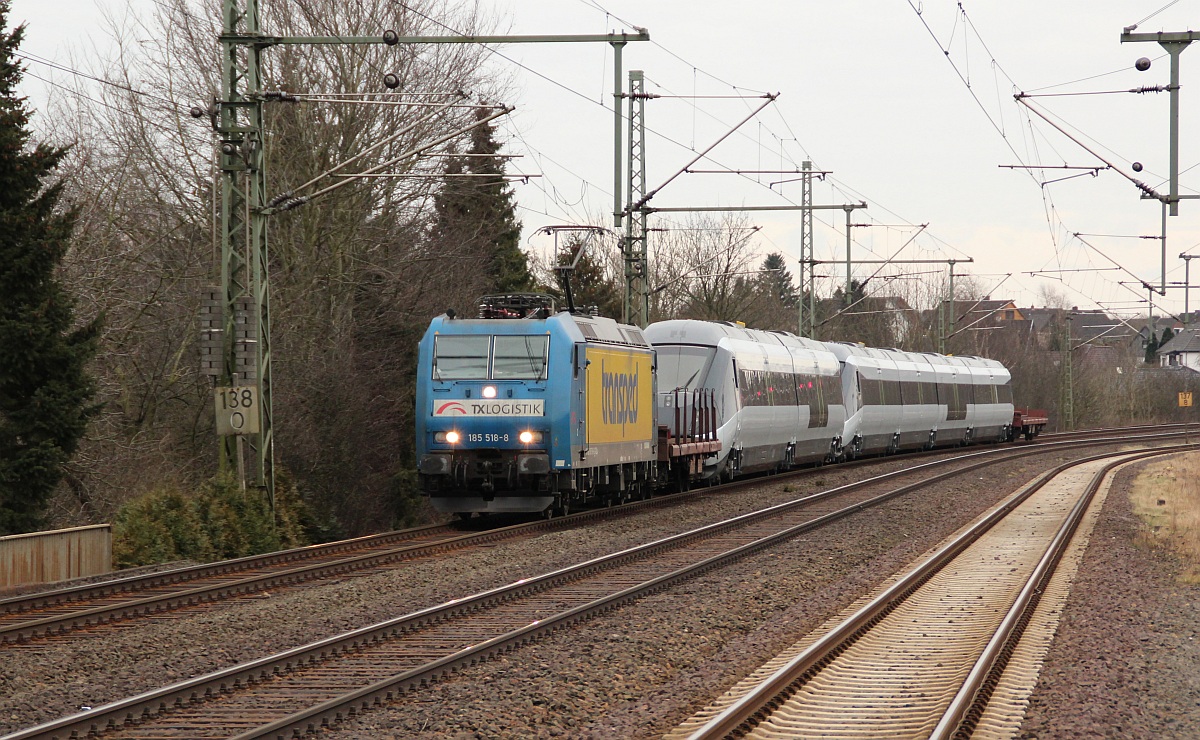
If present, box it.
[1129,452,1200,583]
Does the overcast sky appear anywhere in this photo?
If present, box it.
[9,0,1200,319]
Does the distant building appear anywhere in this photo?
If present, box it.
[1017,307,1118,350]
[1157,328,1200,372]
[944,297,1024,326]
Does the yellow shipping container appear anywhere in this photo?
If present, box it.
[585,347,654,445]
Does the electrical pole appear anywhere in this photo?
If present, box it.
[1122,29,1195,217]
[623,93,780,327]
[207,0,272,506]
[942,258,967,354]
[799,161,814,337]
[624,70,650,328]
[1182,253,1198,325]
[842,204,868,305]
[201,4,648,504]
[1063,313,1074,431]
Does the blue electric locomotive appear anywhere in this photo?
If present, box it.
[415,295,666,516]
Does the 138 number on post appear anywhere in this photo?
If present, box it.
[215,386,261,435]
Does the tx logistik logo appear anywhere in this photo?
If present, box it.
[601,359,639,428]
[435,402,467,416]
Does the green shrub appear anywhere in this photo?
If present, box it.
[113,473,313,568]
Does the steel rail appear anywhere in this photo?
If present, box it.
[0,523,456,615]
[928,448,1173,738]
[684,444,1192,739]
[6,437,1187,739]
[218,441,1200,740]
[0,421,1162,622]
[0,427,1181,647]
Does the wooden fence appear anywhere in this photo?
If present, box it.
[0,524,112,590]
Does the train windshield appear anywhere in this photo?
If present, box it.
[657,345,715,391]
[433,335,490,379]
[493,336,549,380]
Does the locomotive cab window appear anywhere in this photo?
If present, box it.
[433,335,490,379]
[493,336,549,380]
[658,345,715,391]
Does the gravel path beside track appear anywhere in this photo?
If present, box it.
[3,447,1195,738]
[1018,459,1200,739]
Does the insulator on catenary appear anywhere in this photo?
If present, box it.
[265,191,294,209]
[279,196,310,211]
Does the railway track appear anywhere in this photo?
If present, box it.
[670,445,1186,739]
[0,426,1187,648]
[6,436,1190,739]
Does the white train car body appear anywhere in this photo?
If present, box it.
[828,343,1014,456]
[645,320,846,479]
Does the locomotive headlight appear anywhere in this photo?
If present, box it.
[519,430,543,444]
[436,431,461,444]
[482,385,497,399]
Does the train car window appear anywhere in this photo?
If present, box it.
[771,371,796,406]
[947,382,967,421]
[738,369,760,407]
[997,383,1013,404]
[795,375,811,407]
[824,375,842,406]
[861,374,882,406]
[972,383,995,405]
[658,346,715,392]
[809,374,829,427]
[432,335,490,379]
[493,336,550,379]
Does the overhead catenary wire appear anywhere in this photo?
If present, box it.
[904,0,1192,318]
[390,0,976,290]
[393,0,867,242]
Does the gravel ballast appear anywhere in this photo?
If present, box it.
[1,445,1194,738]
[1018,458,1200,739]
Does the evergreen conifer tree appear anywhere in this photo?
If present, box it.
[428,106,531,294]
[760,252,797,306]
[0,5,100,534]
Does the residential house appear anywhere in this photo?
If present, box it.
[1157,328,1200,372]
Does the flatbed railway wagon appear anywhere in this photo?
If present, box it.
[1011,407,1049,440]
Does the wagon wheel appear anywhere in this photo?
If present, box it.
[675,463,691,493]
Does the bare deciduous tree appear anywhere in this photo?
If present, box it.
[43,0,507,534]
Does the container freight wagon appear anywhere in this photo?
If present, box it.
[415,295,661,517]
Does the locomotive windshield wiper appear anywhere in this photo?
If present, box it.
[523,336,540,375]
[673,367,702,392]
